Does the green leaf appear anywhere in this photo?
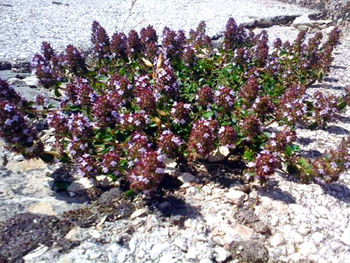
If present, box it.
[203,111,214,119]
[338,101,347,111]
[54,86,62,97]
[285,144,300,157]
[243,148,255,162]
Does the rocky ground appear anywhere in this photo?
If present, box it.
[1,1,350,263]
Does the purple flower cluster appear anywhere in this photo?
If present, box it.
[170,101,191,125]
[312,91,339,127]
[188,119,219,160]
[110,32,128,60]
[242,115,261,139]
[134,76,157,114]
[101,151,120,175]
[91,21,110,59]
[224,18,253,51]
[119,112,150,131]
[196,85,214,108]
[140,25,158,60]
[252,151,280,179]
[158,130,184,158]
[277,85,307,125]
[0,99,41,155]
[239,76,260,106]
[214,86,236,111]
[128,150,165,192]
[218,126,236,148]
[127,30,143,60]
[156,62,179,99]
[266,128,296,153]
[162,27,186,60]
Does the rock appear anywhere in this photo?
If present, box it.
[150,242,171,259]
[234,224,254,240]
[22,244,49,261]
[341,227,350,245]
[52,0,69,6]
[22,75,39,88]
[130,208,148,219]
[292,14,312,28]
[225,189,247,205]
[208,146,230,162]
[13,155,24,162]
[178,172,195,183]
[270,233,286,247]
[95,175,115,187]
[186,247,199,260]
[67,177,96,194]
[164,157,177,175]
[174,238,187,251]
[0,61,11,70]
[312,232,324,246]
[27,201,56,216]
[88,228,101,239]
[214,247,231,262]
[6,158,47,173]
[65,227,83,242]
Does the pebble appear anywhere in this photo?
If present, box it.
[341,227,350,246]
[270,233,286,247]
[130,208,148,219]
[214,247,231,262]
[224,189,247,205]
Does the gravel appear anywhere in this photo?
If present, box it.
[0,0,315,64]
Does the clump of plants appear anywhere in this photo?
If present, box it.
[1,18,349,192]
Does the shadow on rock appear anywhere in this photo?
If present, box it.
[228,240,269,263]
[149,195,202,226]
[258,182,296,204]
[325,125,349,135]
[315,180,350,204]
[335,114,350,124]
[0,213,77,262]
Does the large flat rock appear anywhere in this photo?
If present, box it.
[0,0,316,63]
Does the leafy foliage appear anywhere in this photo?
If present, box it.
[1,19,349,192]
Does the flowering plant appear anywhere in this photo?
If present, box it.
[0,19,349,193]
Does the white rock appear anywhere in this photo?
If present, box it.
[67,177,95,193]
[13,155,24,162]
[341,227,350,245]
[299,242,317,255]
[88,228,101,239]
[117,252,127,263]
[312,232,324,246]
[174,238,187,251]
[150,242,170,259]
[214,247,231,262]
[178,172,195,183]
[23,75,39,87]
[225,189,247,205]
[208,146,230,162]
[23,244,49,261]
[65,227,83,242]
[292,14,312,27]
[270,233,286,247]
[130,208,148,219]
[186,247,199,260]
[199,259,213,263]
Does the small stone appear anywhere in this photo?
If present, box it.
[27,201,55,216]
[130,208,148,219]
[199,259,213,263]
[299,242,317,255]
[22,75,39,88]
[150,242,170,259]
[298,224,310,235]
[341,227,350,245]
[117,251,127,262]
[89,252,101,260]
[163,157,177,168]
[208,146,230,162]
[270,233,286,247]
[13,155,24,162]
[186,247,198,260]
[89,228,101,239]
[214,247,231,262]
[312,232,324,245]
[22,244,49,261]
[180,182,191,188]
[67,177,96,193]
[65,227,83,242]
[225,189,247,205]
[178,172,195,183]
[6,158,47,173]
[159,201,170,209]
[234,224,254,240]
[95,175,114,187]
[270,215,279,227]
[174,238,187,251]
